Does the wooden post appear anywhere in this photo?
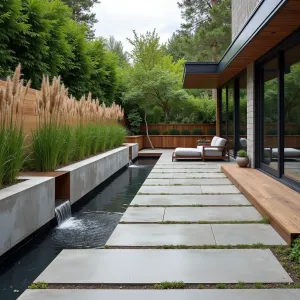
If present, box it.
[216,88,221,137]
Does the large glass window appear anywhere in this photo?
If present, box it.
[262,58,279,173]
[284,45,300,183]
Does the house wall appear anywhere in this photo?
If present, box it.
[232,0,262,40]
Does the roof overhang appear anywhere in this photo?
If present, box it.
[183,0,300,89]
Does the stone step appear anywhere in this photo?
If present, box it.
[34,249,292,284]
[154,164,221,169]
[18,289,300,300]
[106,224,286,247]
[130,194,250,206]
[151,169,221,173]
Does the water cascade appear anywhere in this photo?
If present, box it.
[55,200,72,225]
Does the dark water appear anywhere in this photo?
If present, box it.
[0,158,157,300]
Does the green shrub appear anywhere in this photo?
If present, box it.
[169,128,180,135]
[216,283,227,289]
[240,128,246,135]
[181,129,190,135]
[59,125,74,166]
[207,128,216,135]
[192,128,203,135]
[290,238,300,264]
[237,150,248,158]
[127,109,142,135]
[149,129,160,135]
[162,130,169,135]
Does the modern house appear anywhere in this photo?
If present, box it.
[183,0,300,193]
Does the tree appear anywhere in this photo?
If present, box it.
[106,36,129,66]
[61,0,100,32]
[127,29,165,70]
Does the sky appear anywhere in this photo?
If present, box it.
[92,0,183,52]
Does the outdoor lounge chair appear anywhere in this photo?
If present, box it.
[172,136,230,162]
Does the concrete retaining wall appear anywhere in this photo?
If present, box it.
[0,177,55,257]
[58,147,129,204]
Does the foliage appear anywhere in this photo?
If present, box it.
[127,109,142,135]
[216,283,227,289]
[28,281,48,289]
[106,36,129,66]
[149,129,160,135]
[61,0,100,35]
[169,128,180,135]
[290,238,300,264]
[192,128,203,135]
[181,129,190,135]
[0,65,30,187]
[237,150,248,158]
[154,281,185,289]
[31,75,124,171]
[207,128,216,135]
[162,130,169,135]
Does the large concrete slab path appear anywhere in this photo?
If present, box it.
[25,149,296,299]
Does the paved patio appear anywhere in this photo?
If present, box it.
[19,149,298,300]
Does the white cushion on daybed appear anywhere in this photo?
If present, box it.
[197,146,222,157]
[175,147,201,157]
[272,148,300,158]
[211,136,219,146]
[215,137,226,147]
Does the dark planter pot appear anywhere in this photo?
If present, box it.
[236,157,249,168]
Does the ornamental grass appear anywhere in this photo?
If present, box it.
[32,75,125,171]
[0,65,31,187]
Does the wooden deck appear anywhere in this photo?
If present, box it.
[221,165,300,245]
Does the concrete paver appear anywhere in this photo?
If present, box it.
[18,289,300,300]
[106,224,216,246]
[121,207,165,222]
[130,194,251,206]
[35,249,292,283]
[138,186,203,194]
[164,207,263,222]
[212,224,287,245]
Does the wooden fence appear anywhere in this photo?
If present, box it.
[125,136,144,150]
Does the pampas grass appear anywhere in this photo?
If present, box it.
[32,74,125,171]
[0,65,30,187]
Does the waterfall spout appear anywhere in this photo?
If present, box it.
[55,200,71,225]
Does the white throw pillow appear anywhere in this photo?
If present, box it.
[211,136,219,146]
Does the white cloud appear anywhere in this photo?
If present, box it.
[92,0,183,52]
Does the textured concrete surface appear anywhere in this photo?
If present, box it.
[0,176,55,256]
[120,207,165,222]
[164,207,262,222]
[148,172,226,179]
[143,178,232,185]
[154,164,221,169]
[138,186,203,195]
[106,224,216,246]
[212,224,287,245]
[58,147,129,204]
[130,194,251,206]
[151,169,221,173]
[35,249,292,283]
[201,185,240,194]
[18,289,300,300]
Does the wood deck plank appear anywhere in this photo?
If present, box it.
[221,165,300,244]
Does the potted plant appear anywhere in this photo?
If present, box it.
[236,150,249,168]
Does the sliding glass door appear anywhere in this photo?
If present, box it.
[256,32,300,190]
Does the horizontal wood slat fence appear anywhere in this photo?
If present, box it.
[141,123,216,134]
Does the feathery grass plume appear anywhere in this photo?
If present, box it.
[0,65,30,187]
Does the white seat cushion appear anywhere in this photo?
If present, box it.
[272,148,300,158]
[197,146,222,157]
[175,148,201,157]
[211,136,219,146]
[215,137,226,147]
